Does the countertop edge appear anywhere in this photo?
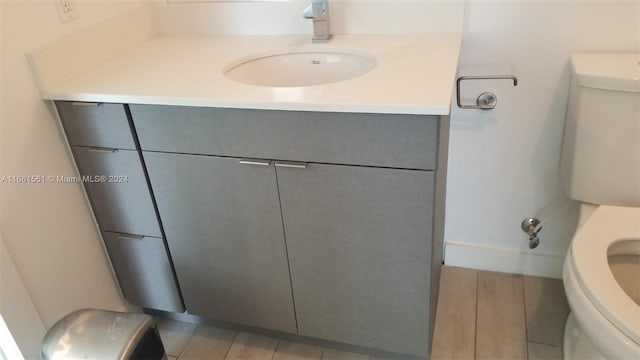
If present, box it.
[42,92,452,116]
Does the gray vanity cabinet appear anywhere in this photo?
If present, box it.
[276,163,434,356]
[57,100,446,355]
[142,152,298,334]
[55,101,184,313]
[128,104,448,358]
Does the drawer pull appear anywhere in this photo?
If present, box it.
[116,233,145,241]
[239,159,271,166]
[275,161,307,169]
[71,102,102,107]
[86,147,118,153]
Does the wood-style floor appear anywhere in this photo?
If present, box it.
[157,266,569,360]
[430,267,569,360]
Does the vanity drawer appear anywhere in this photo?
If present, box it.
[56,101,136,150]
[102,231,184,312]
[130,105,440,170]
[74,146,162,237]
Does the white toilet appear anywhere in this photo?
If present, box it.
[560,53,640,359]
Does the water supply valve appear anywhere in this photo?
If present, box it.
[521,218,542,249]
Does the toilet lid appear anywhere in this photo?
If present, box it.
[571,205,640,345]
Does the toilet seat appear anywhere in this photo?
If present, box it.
[570,205,640,346]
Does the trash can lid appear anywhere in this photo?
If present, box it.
[41,309,156,360]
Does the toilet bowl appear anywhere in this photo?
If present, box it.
[563,205,640,359]
[559,52,640,359]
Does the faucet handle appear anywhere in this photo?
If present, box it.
[303,1,326,19]
[302,4,314,19]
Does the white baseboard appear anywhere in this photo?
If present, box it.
[444,241,565,279]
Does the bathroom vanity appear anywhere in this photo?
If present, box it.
[56,101,449,357]
[32,24,460,357]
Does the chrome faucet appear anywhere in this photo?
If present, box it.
[303,0,333,43]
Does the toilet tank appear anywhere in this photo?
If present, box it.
[560,53,640,207]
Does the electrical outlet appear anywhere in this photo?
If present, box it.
[55,0,79,23]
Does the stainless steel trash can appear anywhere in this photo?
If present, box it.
[41,309,166,360]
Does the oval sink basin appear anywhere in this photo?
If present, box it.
[223,49,377,87]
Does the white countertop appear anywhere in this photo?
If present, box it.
[40,33,461,115]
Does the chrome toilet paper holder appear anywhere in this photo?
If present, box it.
[456,75,518,110]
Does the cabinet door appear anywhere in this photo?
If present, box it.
[74,147,162,237]
[143,152,297,333]
[131,105,439,170]
[102,232,184,312]
[276,163,434,357]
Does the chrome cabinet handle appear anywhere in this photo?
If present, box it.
[116,233,145,241]
[275,161,308,169]
[456,75,518,110]
[71,102,102,107]
[86,147,118,153]
[239,159,271,166]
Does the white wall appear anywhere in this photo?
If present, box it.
[444,0,640,278]
[0,236,46,360]
[1,3,45,359]
[0,0,144,347]
[150,0,464,35]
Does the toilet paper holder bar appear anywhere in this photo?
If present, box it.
[456,75,518,110]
